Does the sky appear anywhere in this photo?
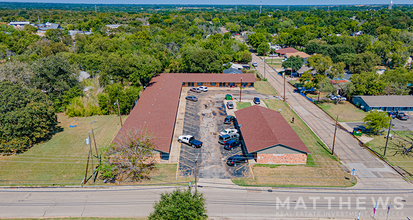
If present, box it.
[4,0,413,6]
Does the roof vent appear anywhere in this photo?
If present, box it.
[149,112,151,114]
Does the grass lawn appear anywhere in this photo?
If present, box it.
[0,114,184,186]
[232,100,354,187]
[316,100,367,122]
[254,81,278,96]
[236,102,252,110]
[366,131,413,181]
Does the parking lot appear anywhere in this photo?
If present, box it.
[177,89,268,179]
[346,117,413,132]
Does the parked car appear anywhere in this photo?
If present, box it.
[224,116,236,124]
[190,87,201,93]
[178,135,203,148]
[252,62,258,67]
[198,86,208,92]
[220,128,238,136]
[329,94,337,100]
[224,140,241,150]
[397,112,409,120]
[186,96,198,102]
[226,155,248,166]
[253,97,260,104]
[219,133,240,144]
[227,101,234,109]
[388,112,396,119]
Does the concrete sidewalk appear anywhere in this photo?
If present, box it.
[252,54,412,189]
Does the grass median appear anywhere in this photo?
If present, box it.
[232,100,354,188]
[236,102,252,110]
[0,114,186,186]
[365,131,413,181]
[316,100,367,122]
[254,81,278,96]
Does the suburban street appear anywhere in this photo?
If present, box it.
[252,54,412,190]
[0,180,412,219]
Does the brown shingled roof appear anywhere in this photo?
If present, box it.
[112,74,182,153]
[112,73,256,153]
[235,105,310,154]
[275,47,299,55]
[169,73,255,83]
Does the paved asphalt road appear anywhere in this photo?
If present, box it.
[252,54,411,190]
[0,179,412,219]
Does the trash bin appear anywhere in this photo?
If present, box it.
[226,94,233,100]
[353,128,362,136]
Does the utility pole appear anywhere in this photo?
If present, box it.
[88,131,94,176]
[283,71,286,102]
[91,129,99,158]
[83,136,91,184]
[194,153,199,194]
[239,77,242,102]
[116,99,123,127]
[263,52,266,79]
[384,117,392,157]
[332,115,339,155]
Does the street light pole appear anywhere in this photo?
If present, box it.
[332,115,339,155]
[264,56,266,79]
[384,117,392,157]
[239,77,242,102]
[283,71,286,102]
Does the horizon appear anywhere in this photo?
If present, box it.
[2,0,413,6]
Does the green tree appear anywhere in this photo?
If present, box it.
[350,71,387,95]
[248,33,267,49]
[350,52,381,74]
[363,111,391,135]
[98,83,141,115]
[45,29,66,43]
[0,81,57,149]
[100,129,155,182]
[185,49,224,73]
[282,56,304,71]
[30,54,79,111]
[149,188,208,220]
[0,60,32,86]
[257,43,269,56]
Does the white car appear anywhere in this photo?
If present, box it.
[219,128,238,136]
[198,86,208,92]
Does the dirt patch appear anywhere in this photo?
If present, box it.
[198,99,229,179]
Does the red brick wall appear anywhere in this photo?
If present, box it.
[256,153,307,164]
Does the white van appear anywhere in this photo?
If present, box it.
[218,133,240,145]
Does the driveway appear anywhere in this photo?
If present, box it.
[252,54,411,189]
[177,90,253,179]
[346,118,413,132]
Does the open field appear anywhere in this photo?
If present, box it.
[236,102,252,110]
[0,114,185,186]
[233,100,354,187]
[316,100,367,122]
[254,81,278,96]
[366,131,413,181]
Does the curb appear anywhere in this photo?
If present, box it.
[312,101,413,184]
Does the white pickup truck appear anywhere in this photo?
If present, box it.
[178,135,203,148]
